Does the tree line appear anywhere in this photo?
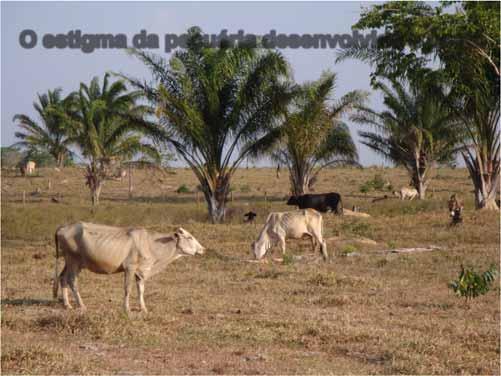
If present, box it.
[11,2,500,220]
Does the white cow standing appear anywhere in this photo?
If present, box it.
[54,222,205,313]
[394,187,418,200]
[251,209,328,261]
[20,160,36,176]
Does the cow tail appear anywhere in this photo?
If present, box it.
[53,229,60,299]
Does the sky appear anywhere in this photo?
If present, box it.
[1,1,387,166]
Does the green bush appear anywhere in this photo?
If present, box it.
[449,264,498,305]
[359,174,390,194]
[176,184,191,194]
[340,244,358,256]
[282,253,294,265]
[372,174,386,190]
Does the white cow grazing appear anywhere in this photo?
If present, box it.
[394,187,418,200]
[54,222,205,313]
[251,209,328,261]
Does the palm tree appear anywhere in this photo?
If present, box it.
[351,77,462,199]
[122,27,292,222]
[456,79,499,210]
[269,72,364,196]
[65,74,160,206]
[13,88,74,167]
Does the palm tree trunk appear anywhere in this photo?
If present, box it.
[410,152,429,200]
[200,174,230,223]
[91,182,103,206]
[463,152,500,210]
[86,164,105,207]
[207,194,226,223]
[289,163,310,196]
[473,171,499,210]
[57,153,65,168]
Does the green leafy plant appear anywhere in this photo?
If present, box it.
[176,184,191,194]
[340,244,358,256]
[359,174,389,194]
[359,182,371,195]
[449,264,498,306]
[282,253,294,265]
[387,241,397,250]
[371,174,386,190]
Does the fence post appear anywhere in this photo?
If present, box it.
[22,190,26,206]
[48,179,52,191]
[128,164,133,199]
[264,191,267,207]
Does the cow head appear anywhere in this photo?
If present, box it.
[174,228,205,255]
[286,196,298,206]
[251,240,266,260]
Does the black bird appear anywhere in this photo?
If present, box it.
[244,211,257,224]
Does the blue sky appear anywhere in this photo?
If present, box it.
[1,1,386,166]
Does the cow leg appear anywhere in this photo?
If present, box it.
[320,241,328,261]
[54,265,67,300]
[278,236,286,256]
[311,229,328,261]
[309,235,318,253]
[135,275,148,313]
[67,264,86,310]
[60,268,72,309]
[123,270,133,313]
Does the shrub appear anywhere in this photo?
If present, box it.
[341,221,373,238]
[340,244,358,256]
[282,253,294,265]
[359,174,390,194]
[449,264,498,306]
[176,184,191,194]
[371,174,386,190]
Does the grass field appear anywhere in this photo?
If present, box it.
[1,166,500,374]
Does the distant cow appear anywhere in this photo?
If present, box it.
[54,222,205,313]
[19,160,36,176]
[119,168,127,181]
[251,209,328,261]
[393,187,418,200]
[448,194,463,225]
[287,193,343,214]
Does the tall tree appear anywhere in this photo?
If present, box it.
[65,74,159,206]
[340,1,500,209]
[13,88,74,167]
[123,27,292,222]
[455,79,500,209]
[270,72,363,196]
[352,77,462,199]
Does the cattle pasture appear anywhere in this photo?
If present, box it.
[1,166,499,374]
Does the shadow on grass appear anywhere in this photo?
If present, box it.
[1,298,58,307]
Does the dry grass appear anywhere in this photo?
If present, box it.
[1,166,499,374]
